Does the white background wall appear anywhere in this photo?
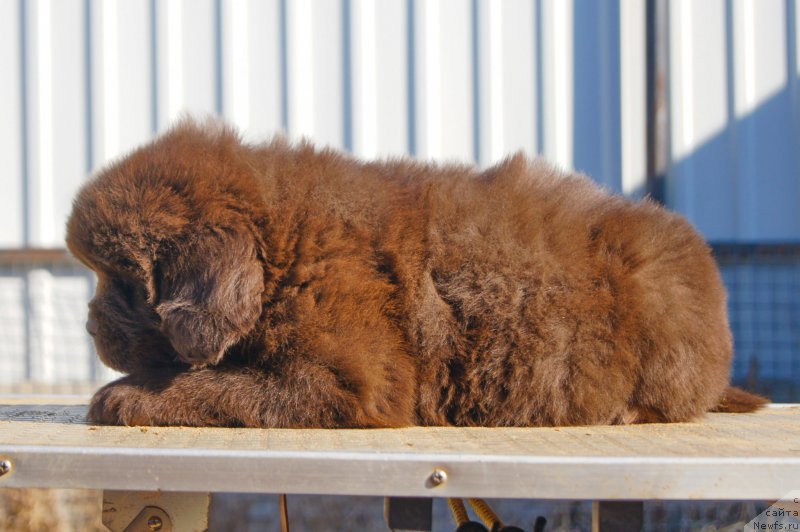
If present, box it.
[0,0,797,384]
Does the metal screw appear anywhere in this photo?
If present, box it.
[429,468,448,486]
[147,516,163,531]
[0,460,11,477]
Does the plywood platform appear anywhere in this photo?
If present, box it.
[1,398,798,500]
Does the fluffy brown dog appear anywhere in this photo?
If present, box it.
[66,119,765,428]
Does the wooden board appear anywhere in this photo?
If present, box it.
[0,398,798,500]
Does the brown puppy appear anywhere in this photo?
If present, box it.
[66,118,766,428]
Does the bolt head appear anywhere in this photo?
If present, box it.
[0,460,11,477]
[147,516,163,531]
[429,468,447,486]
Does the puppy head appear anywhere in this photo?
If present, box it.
[66,119,265,373]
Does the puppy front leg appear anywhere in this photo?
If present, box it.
[87,361,385,428]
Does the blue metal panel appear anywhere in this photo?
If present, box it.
[572,0,622,192]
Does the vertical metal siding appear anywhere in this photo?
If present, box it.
[539,0,574,170]
[1,0,643,250]
[350,0,409,157]
[475,0,544,167]
[669,0,800,241]
[573,1,621,190]
[4,0,797,249]
[23,0,82,248]
[219,0,284,141]
[90,0,156,173]
[0,0,24,247]
[0,0,796,385]
[619,1,646,197]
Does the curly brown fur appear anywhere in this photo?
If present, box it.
[66,118,766,428]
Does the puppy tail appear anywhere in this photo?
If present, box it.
[710,386,769,413]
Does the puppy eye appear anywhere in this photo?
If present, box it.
[115,279,146,307]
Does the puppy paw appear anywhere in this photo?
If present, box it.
[87,377,152,426]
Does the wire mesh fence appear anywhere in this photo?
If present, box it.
[0,250,118,393]
[713,243,800,402]
[0,245,798,400]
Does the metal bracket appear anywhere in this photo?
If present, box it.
[123,506,172,532]
[102,490,210,532]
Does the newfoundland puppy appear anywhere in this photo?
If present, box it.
[66,119,765,428]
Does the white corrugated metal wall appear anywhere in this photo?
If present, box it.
[669,0,800,241]
[0,0,797,385]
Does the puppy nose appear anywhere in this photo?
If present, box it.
[86,318,99,336]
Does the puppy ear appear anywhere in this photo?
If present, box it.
[155,226,263,366]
